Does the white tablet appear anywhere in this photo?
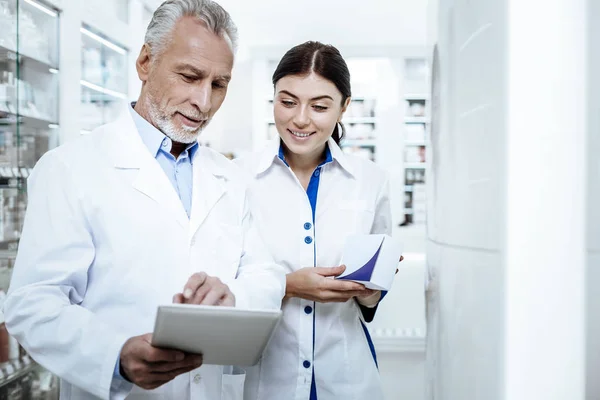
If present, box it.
[151,304,282,366]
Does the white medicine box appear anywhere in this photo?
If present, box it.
[336,234,403,291]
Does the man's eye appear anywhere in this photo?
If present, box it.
[212,82,227,89]
[180,74,195,82]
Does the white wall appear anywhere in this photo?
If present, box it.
[428,0,508,397]
[587,0,600,397]
[504,1,587,397]
[431,0,589,399]
[505,0,587,400]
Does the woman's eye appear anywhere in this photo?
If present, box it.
[281,100,295,107]
[313,105,328,111]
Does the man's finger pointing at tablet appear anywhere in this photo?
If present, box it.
[182,272,208,300]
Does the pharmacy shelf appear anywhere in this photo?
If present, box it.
[0,355,37,389]
[344,117,377,124]
[0,44,58,71]
[80,80,127,100]
[0,249,17,259]
[0,238,19,252]
[404,116,429,124]
[404,141,429,147]
[342,139,376,147]
[371,328,426,353]
[404,94,429,101]
[405,163,427,169]
[0,108,58,128]
[0,167,34,179]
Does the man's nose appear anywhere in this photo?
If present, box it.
[190,82,212,115]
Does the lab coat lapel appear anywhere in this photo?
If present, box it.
[133,158,189,229]
[189,149,226,237]
[108,108,189,230]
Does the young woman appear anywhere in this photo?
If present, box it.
[236,41,396,400]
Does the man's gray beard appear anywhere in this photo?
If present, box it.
[147,99,208,144]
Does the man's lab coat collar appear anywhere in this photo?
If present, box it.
[107,105,228,179]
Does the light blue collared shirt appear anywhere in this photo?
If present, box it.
[112,104,199,387]
[128,103,199,217]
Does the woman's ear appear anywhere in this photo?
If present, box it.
[340,97,351,119]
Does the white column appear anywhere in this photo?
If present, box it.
[504,1,587,399]
[586,0,600,397]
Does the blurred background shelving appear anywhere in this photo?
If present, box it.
[0,1,63,397]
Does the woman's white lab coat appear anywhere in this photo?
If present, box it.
[236,138,391,400]
[3,110,285,400]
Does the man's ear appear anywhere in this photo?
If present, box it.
[136,44,153,82]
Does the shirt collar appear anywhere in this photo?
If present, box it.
[128,102,199,161]
[256,137,355,177]
[326,137,356,176]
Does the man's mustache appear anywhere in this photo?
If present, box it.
[175,111,209,122]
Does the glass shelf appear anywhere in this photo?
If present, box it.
[81,25,128,93]
[0,0,59,67]
[0,0,60,292]
[80,83,126,132]
[0,0,59,128]
[0,0,60,248]
[80,24,128,131]
[0,1,61,395]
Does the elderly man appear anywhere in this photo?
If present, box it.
[3,1,285,399]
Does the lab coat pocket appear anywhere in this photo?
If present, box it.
[338,200,371,211]
[221,367,246,400]
[334,201,375,235]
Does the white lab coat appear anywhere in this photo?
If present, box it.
[3,110,285,400]
[235,138,391,400]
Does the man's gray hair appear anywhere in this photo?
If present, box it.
[145,0,238,56]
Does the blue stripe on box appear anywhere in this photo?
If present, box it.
[338,237,384,282]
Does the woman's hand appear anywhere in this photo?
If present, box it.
[358,255,404,307]
[285,265,370,303]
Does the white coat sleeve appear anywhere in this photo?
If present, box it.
[3,152,132,400]
[227,192,286,311]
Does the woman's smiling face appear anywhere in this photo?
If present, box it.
[273,72,348,158]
